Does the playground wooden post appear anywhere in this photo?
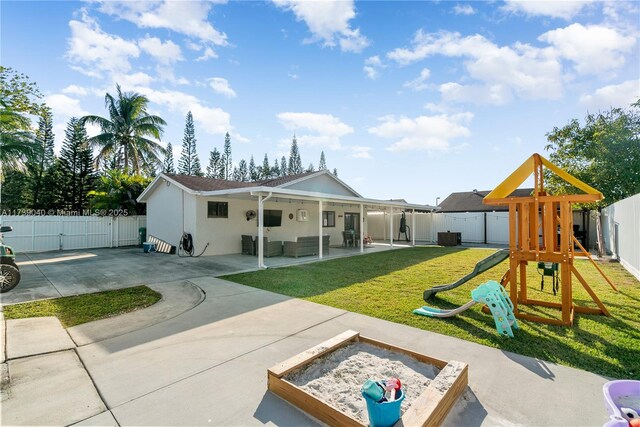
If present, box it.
[484,153,616,326]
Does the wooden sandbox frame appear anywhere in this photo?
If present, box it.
[267,330,468,427]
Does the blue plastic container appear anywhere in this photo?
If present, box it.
[361,388,405,427]
[143,242,155,253]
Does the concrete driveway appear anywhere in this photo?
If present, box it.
[1,248,613,426]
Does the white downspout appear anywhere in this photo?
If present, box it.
[318,200,323,259]
[258,192,273,268]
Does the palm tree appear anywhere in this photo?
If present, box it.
[0,100,42,177]
[80,84,167,175]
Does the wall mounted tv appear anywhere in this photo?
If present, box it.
[260,210,282,227]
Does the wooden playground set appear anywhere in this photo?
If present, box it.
[482,153,617,326]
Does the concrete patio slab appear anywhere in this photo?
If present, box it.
[77,279,346,408]
[2,350,105,426]
[6,317,75,359]
[72,410,119,426]
[68,280,204,346]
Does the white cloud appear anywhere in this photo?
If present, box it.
[136,87,244,140]
[66,12,140,77]
[368,113,473,152]
[97,1,228,46]
[138,36,183,65]
[208,77,237,98]
[350,146,372,159]
[580,79,640,110]
[453,4,476,15]
[277,112,353,150]
[197,47,218,61]
[273,0,370,53]
[112,72,155,88]
[502,0,595,19]
[61,85,89,96]
[387,30,564,103]
[363,55,384,80]
[45,94,89,118]
[404,68,431,91]
[539,23,636,75]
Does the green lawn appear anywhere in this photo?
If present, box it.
[223,247,640,379]
[3,285,162,327]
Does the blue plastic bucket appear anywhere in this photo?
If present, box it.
[143,242,155,253]
[361,388,405,427]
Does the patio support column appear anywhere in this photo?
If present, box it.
[360,204,364,253]
[389,207,394,247]
[412,209,416,246]
[318,199,323,259]
[258,195,264,268]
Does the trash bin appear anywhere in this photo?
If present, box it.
[362,387,405,427]
[138,227,146,247]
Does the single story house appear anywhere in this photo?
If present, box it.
[137,170,436,267]
[437,189,534,212]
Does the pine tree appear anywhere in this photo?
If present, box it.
[333,168,338,177]
[59,117,95,211]
[27,107,56,208]
[0,171,31,210]
[280,156,287,176]
[206,148,222,178]
[163,142,175,173]
[249,156,259,181]
[288,135,303,175]
[260,154,271,179]
[177,111,201,175]
[272,158,280,177]
[237,159,248,182]
[318,151,327,170]
[223,132,232,180]
[232,166,241,181]
[306,163,315,173]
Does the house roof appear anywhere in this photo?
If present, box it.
[164,171,320,192]
[438,188,534,212]
[138,170,436,211]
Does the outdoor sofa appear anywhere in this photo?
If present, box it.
[241,235,283,257]
[283,235,330,258]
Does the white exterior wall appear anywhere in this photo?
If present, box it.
[146,181,187,247]
[285,174,357,197]
[602,193,640,280]
[193,196,368,255]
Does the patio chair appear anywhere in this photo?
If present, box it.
[258,237,283,258]
[241,235,255,255]
[342,230,355,248]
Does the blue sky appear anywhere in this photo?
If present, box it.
[2,0,639,205]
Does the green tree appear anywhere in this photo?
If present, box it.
[0,100,41,176]
[206,148,223,178]
[60,117,95,211]
[272,158,280,177]
[545,100,640,206]
[306,163,315,173]
[80,84,166,174]
[223,132,232,179]
[237,159,248,182]
[177,111,202,176]
[89,170,152,215]
[318,151,327,170]
[28,107,55,208]
[249,156,259,181]
[260,153,271,179]
[0,66,44,123]
[288,135,303,175]
[280,156,287,176]
[0,170,31,209]
[163,142,175,173]
[333,168,338,177]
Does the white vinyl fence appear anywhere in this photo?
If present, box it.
[366,211,510,244]
[1,215,146,253]
[601,193,640,280]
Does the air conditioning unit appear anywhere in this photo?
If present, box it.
[297,209,309,222]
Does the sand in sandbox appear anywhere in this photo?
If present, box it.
[284,341,439,423]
